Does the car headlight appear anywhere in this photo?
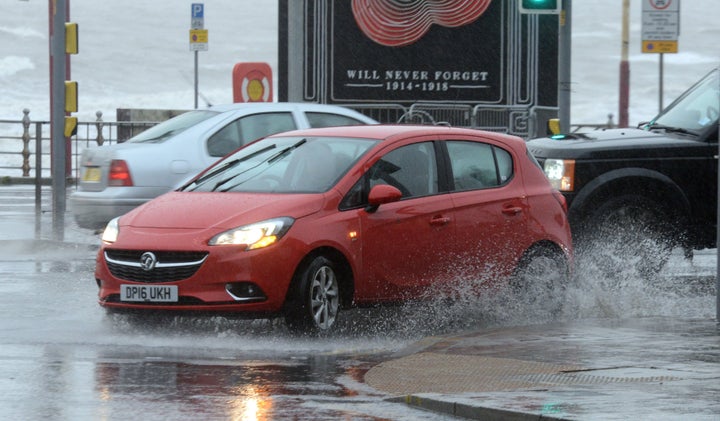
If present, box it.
[101,217,120,244]
[543,159,575,192]
[209,217,294,250]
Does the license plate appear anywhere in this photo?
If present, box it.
[82,167,102,182]
[120,285,178,302]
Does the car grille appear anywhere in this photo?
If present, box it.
[105,250,208,283]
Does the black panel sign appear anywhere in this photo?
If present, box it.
[329,0,504,103]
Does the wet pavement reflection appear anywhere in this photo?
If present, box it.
[0,185,715,419]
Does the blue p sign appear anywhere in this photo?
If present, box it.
[192,3,204,18]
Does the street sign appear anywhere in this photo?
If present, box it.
[189,29,208,51]
[191,3,204,29]
[642,0,679,53]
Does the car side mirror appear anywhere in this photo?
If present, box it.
[365,184,402,213]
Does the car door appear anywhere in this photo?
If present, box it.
[351,140,456,300]
[443,138,531,284]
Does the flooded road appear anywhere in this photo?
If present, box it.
[0,194,715,419]
[0,250,450,419]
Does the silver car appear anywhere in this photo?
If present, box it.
[69,102,377,229]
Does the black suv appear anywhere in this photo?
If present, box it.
[527,68,718,276]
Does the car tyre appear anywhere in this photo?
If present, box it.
[511,246,569,316]
[284,255,341,335]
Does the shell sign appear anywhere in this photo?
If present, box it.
[232,62,273,102]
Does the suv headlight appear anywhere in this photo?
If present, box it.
[209,217,294,250]
[543,159,575,192]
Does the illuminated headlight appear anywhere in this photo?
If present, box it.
[543,159,575,192]
[209,217,294,250]
[101,217,120,243]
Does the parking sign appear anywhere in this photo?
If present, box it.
[191,3,204,29]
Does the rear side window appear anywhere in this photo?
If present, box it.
[446,141,513,191]
[207,112,296,157]
[306,112,366,128]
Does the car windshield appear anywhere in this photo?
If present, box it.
[128,110,219,143]
[182,136,378,193]
[645,68,719,135]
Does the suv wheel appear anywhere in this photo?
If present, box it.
[578,194,675,281]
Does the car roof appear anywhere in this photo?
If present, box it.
[270,124,524,144]
[205,102,368,114]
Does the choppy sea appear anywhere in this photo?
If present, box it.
[1,0,718,125]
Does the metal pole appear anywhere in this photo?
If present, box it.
[659,53,664,113]
[50,0,67,241]
[558,0,572,133]
[35,122,42,240]
[716,78,719,323]
[618,0,630,128]
[194,50,199,109]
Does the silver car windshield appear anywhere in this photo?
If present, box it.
[128,110,219,143]
[647,68,719,134]
[183,136,378,193]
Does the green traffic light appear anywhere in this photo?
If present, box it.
[521,0,558,10]
[519,0,562,14]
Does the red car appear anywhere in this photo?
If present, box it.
[96,125,572,333]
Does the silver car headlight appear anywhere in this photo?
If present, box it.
[209,217,294,250]
[543,159,575,192]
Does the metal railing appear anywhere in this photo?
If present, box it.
[0,106,616,183]
[0,109,158,183]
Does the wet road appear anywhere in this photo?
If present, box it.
[0,244,462,420]
[0,185,716,419]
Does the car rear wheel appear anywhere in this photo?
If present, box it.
[511,246,569,316]
[578,194,675,281]
[284,256,341,334]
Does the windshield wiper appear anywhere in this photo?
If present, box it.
[266,138,307,164]
[216,139,308,193]
[643,123,697,136]
[184,144,277,190]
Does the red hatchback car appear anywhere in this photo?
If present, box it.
[96,125,572,333]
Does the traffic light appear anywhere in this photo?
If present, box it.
[64,116,78,137]
[65,23,78,54]
[519,0,561,14]
[64,23,78,138]
[64,81,78,113]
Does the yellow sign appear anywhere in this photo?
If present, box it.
[642,40,678,54]
[189,29,208,43]
[189,29,208,51]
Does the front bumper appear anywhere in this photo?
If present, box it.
[95,241,301,315]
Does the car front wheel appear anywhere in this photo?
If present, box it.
[284,256,341,334]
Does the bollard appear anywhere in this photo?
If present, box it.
[21,109,31,176]
[606,113,615,129]
[95,111,104,146]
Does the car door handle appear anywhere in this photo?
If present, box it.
[429,216,451,226]
[502,206,523,216]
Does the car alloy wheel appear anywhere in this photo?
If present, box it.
[285,255,341,334]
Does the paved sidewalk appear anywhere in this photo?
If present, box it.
[367,318,720,420]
